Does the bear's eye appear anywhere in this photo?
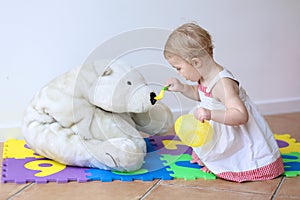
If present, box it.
[127,81,132,85]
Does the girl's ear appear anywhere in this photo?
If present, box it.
[191,57,202,67]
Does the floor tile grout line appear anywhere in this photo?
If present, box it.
[139,180,161,200]
[271,176,285,200]
[161,183,274,195]
[158,180,287,197]
[7,183,34,200]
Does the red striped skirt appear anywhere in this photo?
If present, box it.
[216,156,284,182]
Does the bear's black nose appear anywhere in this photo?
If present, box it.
[150,92,157,105]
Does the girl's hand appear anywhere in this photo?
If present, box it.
[194,107,211,122]
[166,78,184,92]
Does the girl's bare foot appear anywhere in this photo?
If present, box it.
[190,151,211,173]
[200,166,211,173]
[190,151,204,165]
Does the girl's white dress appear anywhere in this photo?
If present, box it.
[193,69,284,182]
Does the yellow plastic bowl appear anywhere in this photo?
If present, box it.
[174,114,214,147]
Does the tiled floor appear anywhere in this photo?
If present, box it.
[0,112,299,200]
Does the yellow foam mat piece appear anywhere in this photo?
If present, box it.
[3,139,43,159]
[274,134,300,154]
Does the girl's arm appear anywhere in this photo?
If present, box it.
[166,78,200,101]
[212,78,248,125]
[194,78,248,126]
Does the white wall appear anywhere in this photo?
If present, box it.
[1,0,300,129]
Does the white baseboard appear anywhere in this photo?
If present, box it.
[0,127,23,142]
[255,97,300,115]
[171,97,300,118]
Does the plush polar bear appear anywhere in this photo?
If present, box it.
[22,60,173,172]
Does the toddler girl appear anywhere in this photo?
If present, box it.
[164,23,284,182]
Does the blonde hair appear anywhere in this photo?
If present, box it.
[164,23,214,63]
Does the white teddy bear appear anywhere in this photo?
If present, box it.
[22,60,173,172]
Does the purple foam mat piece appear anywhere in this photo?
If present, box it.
[2,158,89,184]
[149,135,192,155]
[277,140,289,148]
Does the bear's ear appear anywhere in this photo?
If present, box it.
[102,67,113,76]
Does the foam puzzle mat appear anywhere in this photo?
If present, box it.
[1,134,300,184]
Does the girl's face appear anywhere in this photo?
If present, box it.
[166,55,201,82]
